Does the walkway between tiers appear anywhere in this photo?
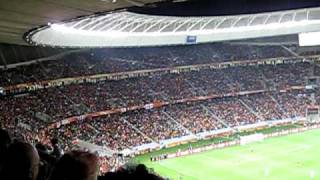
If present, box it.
[268,94,287,116]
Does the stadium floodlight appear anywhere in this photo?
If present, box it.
[50,24,130,37]
[25,7,320,47]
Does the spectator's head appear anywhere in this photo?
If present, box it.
[0,129,11,169]
[133,164,164,180]
[0,141,40,180]
[49,151,99,180]
[35,143,47,153]
[0,129,11,151]
[99,163,164,180]
[135,164,148,175]
[51,138,58,146]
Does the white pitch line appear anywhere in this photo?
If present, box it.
[157,161,199,180]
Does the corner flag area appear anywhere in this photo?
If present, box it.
[141,129,320,180]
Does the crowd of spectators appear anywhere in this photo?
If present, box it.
[165,103,223,134]
[125,110,188,141]
[0,61,318,153]
[241,93,287,121]
[29,90,314,154]
[47,115,151,151]
[207,97,258,127]
[1,45,320,175]
[0,44,301,87]
[270,91,312,118]
[0,62,316,128]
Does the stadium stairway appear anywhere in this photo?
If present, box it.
[261,72,277,90]
[121,117,157,143]
[281,45,301,58]
[200,104,231,130]
[185,79,207,96]
[238,99,264,121]
[268,94,288,117]
[161,110,194,136]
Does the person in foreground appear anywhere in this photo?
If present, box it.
[0,141,40,180]
[0,129,164,180]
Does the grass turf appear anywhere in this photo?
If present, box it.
[141,128,320,180]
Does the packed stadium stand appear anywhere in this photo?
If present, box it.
[3,0,320,179]
[1,42,320,177]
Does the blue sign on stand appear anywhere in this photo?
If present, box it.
[186,35,197,44]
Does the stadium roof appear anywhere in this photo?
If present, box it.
[1,0,320,46]
[0,0,163,45]
[27,7,320,47]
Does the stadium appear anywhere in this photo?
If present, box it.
[2,0,320,179]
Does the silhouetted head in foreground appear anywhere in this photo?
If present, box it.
[49,151,99,180]
[0,129,11,166]
[0,129,11,148]
[99,163,164,180]
[0,141,40,180]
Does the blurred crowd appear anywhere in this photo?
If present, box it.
[1,44,320,174]
[0,44,303,86]
[0,62,316,127]
[3,89,315,152]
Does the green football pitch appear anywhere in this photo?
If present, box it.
[142,129,320,180]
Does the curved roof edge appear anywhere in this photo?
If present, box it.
[25,7,320,47]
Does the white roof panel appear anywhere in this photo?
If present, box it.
[26,7,320,47]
